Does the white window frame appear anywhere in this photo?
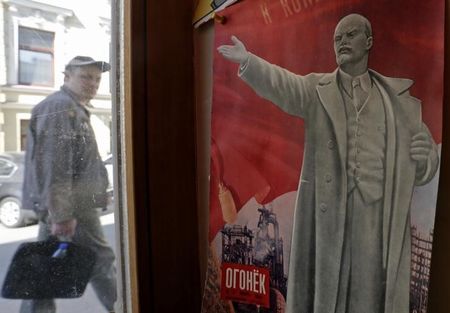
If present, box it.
[4,0,71,88]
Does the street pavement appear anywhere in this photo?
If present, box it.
[0,214,116,313]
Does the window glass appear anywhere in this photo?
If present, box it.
[18,50,53,86]
[18,27,55,86]
[20,120,30,151]
[19,27,54,50]
[0,159,15,177]
[0,1,127,312]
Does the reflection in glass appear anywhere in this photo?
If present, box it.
[18,27,55,86]
[0,159,16,177]
[18,50,53,86]
[0,1,120,312]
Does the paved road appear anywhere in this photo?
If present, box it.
[0,214,116,313]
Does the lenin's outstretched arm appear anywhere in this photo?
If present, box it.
[218,36,319,118]
[217,36,249,65]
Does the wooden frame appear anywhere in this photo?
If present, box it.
[428,2,450,313]
[124,0,201,312]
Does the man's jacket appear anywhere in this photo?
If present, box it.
[22,86,109,223]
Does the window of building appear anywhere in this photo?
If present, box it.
[18,26,55,86]
[20,119,29,151]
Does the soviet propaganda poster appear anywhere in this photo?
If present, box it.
[202,0,444,313]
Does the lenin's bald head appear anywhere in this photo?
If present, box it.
[333,14,373,75]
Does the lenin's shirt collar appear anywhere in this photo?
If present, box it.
[338,69,372,97]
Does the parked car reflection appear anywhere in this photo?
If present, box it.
[0,152,36,228]
[0,152,115,228]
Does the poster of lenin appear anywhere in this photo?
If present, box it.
[203,1,444,313]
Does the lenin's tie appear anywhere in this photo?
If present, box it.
[352,78,366,111]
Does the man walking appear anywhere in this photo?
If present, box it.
[21,56,117,313]
[218,13,439,313]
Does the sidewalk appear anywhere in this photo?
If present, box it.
[0,214,116,313]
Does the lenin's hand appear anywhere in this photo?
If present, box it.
[410,132,433,169]
[217,36,249,64]
[51,218,77,239]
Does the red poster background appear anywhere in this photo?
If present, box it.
[209,0,444,241]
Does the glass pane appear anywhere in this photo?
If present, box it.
[18,50,53,86]
[20,120,30,151]
[0,0,127,312]
[19,27,54,51]
[0,159,15,177]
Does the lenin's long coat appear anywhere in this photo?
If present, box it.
[240,54,439,313]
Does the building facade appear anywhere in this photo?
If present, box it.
[0,0,111,157]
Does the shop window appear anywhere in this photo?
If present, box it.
[0,1,132,311]
[18,27,55,86]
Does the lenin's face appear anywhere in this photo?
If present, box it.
[333,16,373,67]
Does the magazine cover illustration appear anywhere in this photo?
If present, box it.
[202,1,444,312]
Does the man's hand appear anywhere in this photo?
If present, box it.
[217,36,249,64]
[410,132,432,168]
[51,218,77,238]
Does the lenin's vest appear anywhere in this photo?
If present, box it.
[341,81,386,204]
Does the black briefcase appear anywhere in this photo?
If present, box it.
[1,239,96,299]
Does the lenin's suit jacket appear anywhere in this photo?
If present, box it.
[239,54,439,313]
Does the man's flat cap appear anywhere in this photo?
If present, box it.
[65,56,111,72]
